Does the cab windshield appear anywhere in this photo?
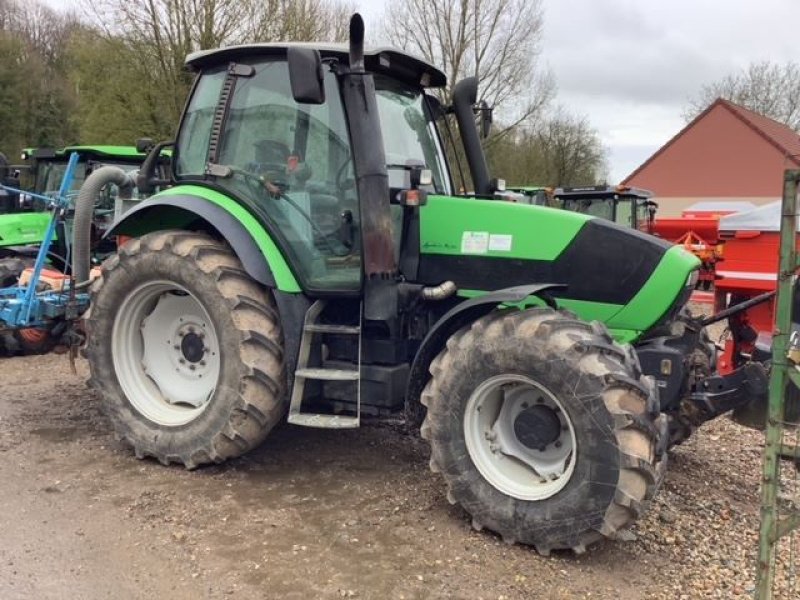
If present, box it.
[175,57,451,291]
[561,197,615,222]
[37,159,142,195]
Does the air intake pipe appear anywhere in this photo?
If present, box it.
[73,166,134,284]
[452,77,491,196]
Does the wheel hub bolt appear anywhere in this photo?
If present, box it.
[179,358,185,364]
[173,345,180,350]
[189,364,196,371]
[554,440,562,449]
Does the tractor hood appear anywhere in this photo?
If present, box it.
[416,195,699,342]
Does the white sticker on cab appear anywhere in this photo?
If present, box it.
[488,234,513,252]
[461,231,489,254]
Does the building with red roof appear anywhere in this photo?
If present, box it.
[622,99,800,216]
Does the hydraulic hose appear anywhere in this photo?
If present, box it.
[421,280,457,301]
[73,166,134,285]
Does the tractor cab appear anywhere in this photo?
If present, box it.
[173,44,452,293]
[553,185,657,233]
[506,185,551,206]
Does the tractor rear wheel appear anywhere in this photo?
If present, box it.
[421,307,667,554]
[86,231,286,468]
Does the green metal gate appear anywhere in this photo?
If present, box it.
[755,169,800,599]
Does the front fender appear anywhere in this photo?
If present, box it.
[106,192,300,292]
[404,283,565,429]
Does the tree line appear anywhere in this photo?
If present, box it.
[2,0,603,187]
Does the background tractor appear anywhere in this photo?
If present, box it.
[76,15,781,554]
[551,184,658,233]
[0,145,167,354]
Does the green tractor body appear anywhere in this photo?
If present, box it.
[82,16,769,554]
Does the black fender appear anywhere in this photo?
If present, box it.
[105,194,276,288]
[404,283,565,430]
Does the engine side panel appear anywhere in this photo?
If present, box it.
[418,195,698,336]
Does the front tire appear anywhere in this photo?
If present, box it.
[421,307,666,554]
[86,231,286,468]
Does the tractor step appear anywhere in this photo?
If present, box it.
[288,300,362,429]
[304,323,361,335]
[295,367,359,381]
[286,413,360,429]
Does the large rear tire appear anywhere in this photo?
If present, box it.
[421,307,667,554]
[86,231,286,468]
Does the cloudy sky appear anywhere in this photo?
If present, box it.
[45,0,798,181]
[356,0,799,182]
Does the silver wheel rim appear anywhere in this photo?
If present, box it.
[464,374,577,501]
[112,280,220,427]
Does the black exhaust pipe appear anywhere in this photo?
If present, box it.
[340,14,397,320]
[452,77,491,196]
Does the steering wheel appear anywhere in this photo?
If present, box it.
[232,168,350,257]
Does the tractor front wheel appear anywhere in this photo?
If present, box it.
[86,231,286,468]
[421,307,667,554]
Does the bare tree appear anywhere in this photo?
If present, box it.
[248,0,356,42]
[383,0,555,137]
[685,61,800,131]
[0,0,78,65]
[535,110,606,186]
[85,0,355,136]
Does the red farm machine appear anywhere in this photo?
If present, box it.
[708,203,789,379]
[652,201,755,291]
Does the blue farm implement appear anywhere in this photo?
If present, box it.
[0,152,90,350]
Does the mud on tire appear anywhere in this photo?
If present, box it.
[420,307,667,554]
[86,231,286,469]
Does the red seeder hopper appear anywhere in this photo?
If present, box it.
[652,201,755,290]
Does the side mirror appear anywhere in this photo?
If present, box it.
[287,47,325,104]
[136,138,155,154]
[476,101,493,139]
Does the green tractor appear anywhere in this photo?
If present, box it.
[0,145,161,353]
[79,16,771,554]
[552,185,658,233]
[1,145,156,266]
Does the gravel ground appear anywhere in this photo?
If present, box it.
[0,303,799,599]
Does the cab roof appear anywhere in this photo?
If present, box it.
[23,145,171,161]
[186,43,447,89]
[554,185,653,200]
